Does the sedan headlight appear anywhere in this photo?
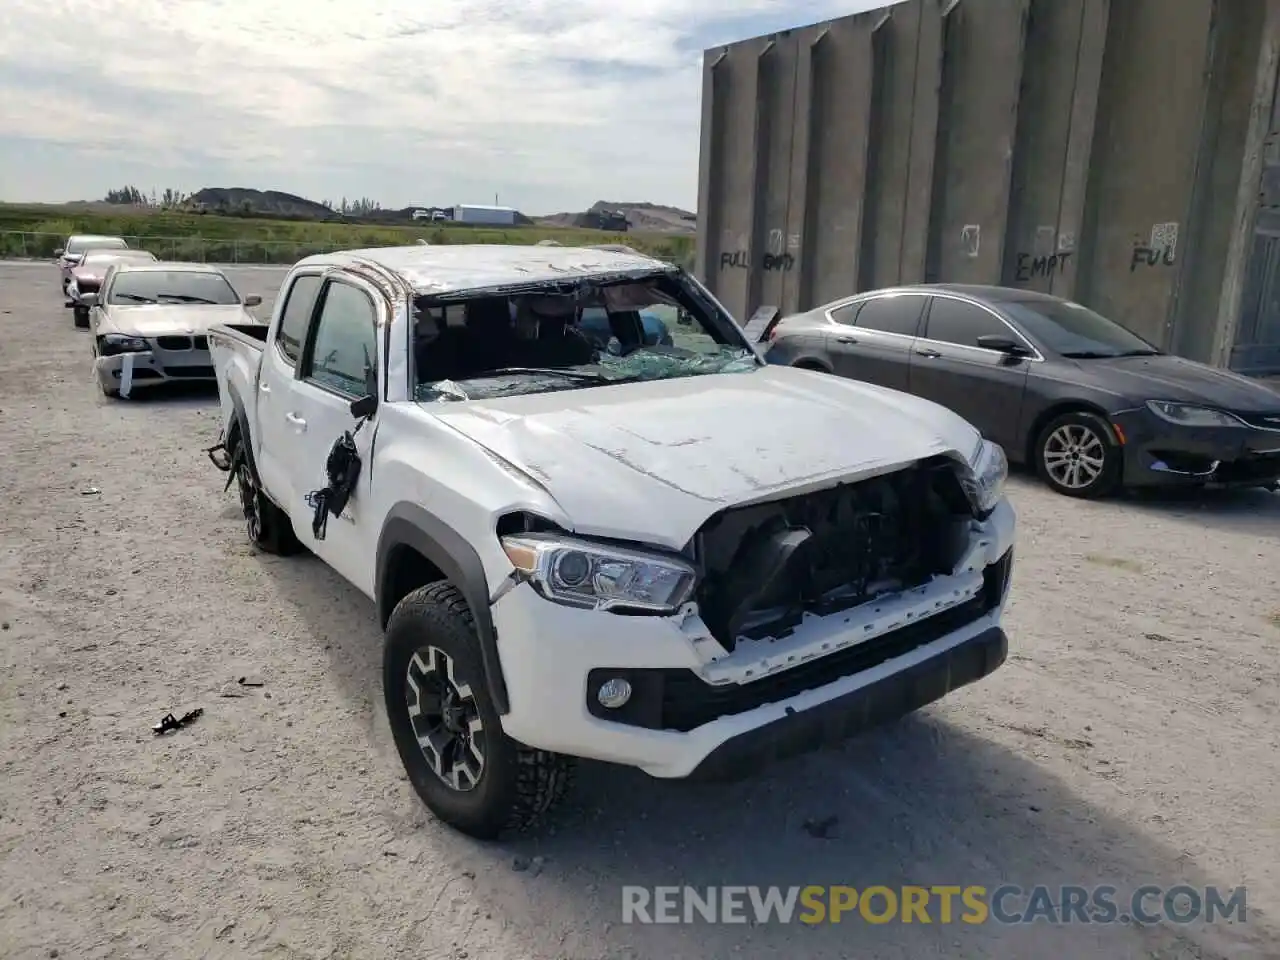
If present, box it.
[501,533,697,614]
[100,334,150,356]
[1145,400,1244,428]
[961,439,1008,517]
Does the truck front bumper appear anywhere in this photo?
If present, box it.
[492,500,1016,779]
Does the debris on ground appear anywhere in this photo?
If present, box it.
[80,487,101,496]
[802,815,840,839]
[237,676,264,688]
[152,708,203,735]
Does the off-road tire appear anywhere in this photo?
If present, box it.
[383,582,573,839]
[1035,410,1121,499]
[231,436,301,555]
[73,306,89,329]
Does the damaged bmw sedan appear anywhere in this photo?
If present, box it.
[85,261,263,398]
[207,243,1015,838]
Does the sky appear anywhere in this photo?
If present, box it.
[0,0,890,215]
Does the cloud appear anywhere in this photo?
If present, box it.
[0,0,887,213]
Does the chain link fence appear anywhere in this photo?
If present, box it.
[0,230,694,269]
[0,230,360,265]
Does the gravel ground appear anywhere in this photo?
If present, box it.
[0,260,1277,960]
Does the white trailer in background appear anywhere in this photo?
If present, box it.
[452,204,518,226]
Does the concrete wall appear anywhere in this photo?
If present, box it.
[696,0,1280,370]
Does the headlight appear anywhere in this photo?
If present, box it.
[1145,400,1244,428]
[100,334,150,356]
[960,439,1008,517]
[501,533,697,614]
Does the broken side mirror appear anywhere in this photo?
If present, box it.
[243,294,262,307]
[349,394,377,419]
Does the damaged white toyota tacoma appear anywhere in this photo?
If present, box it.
[206,244,1015,839]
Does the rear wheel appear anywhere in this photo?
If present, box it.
[383,582,573,839]
[1035,411,1121,498]
[233,441,300,555]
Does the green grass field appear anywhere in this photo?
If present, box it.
[0,203,695,267]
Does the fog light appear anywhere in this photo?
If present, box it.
[596,678,632,709]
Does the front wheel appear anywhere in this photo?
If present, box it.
[383,582,573,839]
[1035,411,1121,498]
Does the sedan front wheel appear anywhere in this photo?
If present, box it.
[1035,411,1121,499]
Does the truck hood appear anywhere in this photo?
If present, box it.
[426,366,982,549]
[98,304,258,337]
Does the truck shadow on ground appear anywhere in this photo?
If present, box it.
[258,554,1272,960]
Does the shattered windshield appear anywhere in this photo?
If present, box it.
[411,274,758,401]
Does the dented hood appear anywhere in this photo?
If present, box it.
[428,366,982,549]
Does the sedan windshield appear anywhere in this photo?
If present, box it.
[412,275,757,401]
[67,237,127,255]
[82,251,156,267]
[995,298,1160,358]
[107,270,241,306]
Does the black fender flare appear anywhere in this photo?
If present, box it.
[375,502,510,715]
[223,381,259,477]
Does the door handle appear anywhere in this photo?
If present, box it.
[285,412,307,431]
[834,335,858,344]
[915,348,942,359]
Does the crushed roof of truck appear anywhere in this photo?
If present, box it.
[295,244,677,296]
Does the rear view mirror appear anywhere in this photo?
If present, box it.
[80,293,98,308]
[243,294,262,307]
[54,248,64,257]
[977,335,1030,357]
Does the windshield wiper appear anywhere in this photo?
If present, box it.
[1113,349,1161,357]
[1060,350,1120,359]
[114,293,156,303]
[157,293,218,304]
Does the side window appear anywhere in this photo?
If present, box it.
[853,295,926,337]
[303,282,379,397]
[276,274,323,365]
[829,303,859,325]
[925,298,1010,348]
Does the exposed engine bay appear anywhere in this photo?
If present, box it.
[693,457,976,650]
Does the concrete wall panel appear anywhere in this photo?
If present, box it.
[1174,0,1270,362]
[926,0,1029,285]
[702,43,763,316]
[1075,0,1215,348]
[751,40,800,317]
[801,18,876,310]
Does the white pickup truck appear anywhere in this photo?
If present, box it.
[207,243,1016,839]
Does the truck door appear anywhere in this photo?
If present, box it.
[279,274,385,594]
[255,272,324,509]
